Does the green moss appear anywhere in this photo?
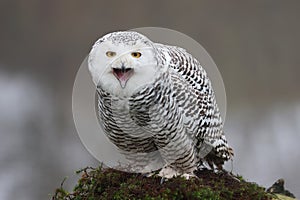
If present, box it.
[52,166,274,200]
[191,188,220,200]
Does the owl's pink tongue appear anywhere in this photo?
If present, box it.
[113,68,134,88]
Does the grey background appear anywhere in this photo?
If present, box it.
[0,1,299,199]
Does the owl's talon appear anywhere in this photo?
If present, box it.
[160,177,166,184]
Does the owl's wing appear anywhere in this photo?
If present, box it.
[156,43,233,165]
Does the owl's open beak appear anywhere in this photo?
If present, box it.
[112,66,134,88]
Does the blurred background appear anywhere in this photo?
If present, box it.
[0,1,299,199]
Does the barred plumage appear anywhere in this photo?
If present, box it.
[88,31,233,178]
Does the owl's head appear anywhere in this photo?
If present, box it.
[88,31,159,97]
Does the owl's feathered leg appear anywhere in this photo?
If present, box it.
[157,165,198,180]
[158,166,180,179]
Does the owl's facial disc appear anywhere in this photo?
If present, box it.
[88,32,158,96]
[112,66,134,88]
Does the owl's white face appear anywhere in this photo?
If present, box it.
[88,33,158,97]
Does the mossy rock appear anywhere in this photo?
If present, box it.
[52,166,294,200]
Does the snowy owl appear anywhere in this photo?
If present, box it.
[88,31,233,178]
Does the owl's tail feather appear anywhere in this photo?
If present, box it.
[204,146,234,171]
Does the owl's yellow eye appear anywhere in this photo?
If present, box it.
[131,52,142,58]
[106,51,116,57]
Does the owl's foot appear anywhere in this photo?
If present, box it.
[158,172,197,184]
[157,166,197,182]
[181,173,198,180]
[158,166,180,179]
